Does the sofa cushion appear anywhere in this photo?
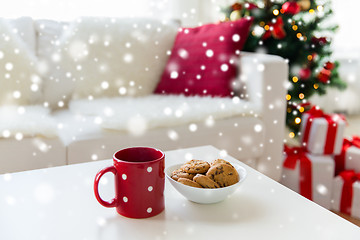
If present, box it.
[0,137,66,173]
[0,105,57,138]
[7,17,36,54]
[52,95,259,150]
[35,19,69,61]
[67,95,260,135]
[0,19,42,105]
[52,98,263,165]
[41,17,178,109]
[51,109,104,145]
[61,115,265,166]
[154,18,252,97]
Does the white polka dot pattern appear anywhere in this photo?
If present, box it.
[122,174,127,180]
[147,207,152,213]
[148,186,153,192]
[123,196,128,202]
[147,167,152,173]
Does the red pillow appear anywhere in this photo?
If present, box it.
[154,18,253,97]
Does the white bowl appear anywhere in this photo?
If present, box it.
[165,162,247,204]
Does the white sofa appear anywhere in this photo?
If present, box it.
[0,17,288,181]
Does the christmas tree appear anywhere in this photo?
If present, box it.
[222,0,346,137]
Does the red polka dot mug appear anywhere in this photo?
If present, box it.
[94,147,165,218]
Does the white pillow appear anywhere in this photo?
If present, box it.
[34,19,70,109]
[7,17,36,55]
[0,19,42,106]
[34,19,69,62]
[45,17,178,105]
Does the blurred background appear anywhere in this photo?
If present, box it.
[1,0,358,116]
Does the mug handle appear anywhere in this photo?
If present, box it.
[94,166,118,208]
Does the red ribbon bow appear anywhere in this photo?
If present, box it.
[306,106,346,122]
[302,106,345,154]
[334,136,360,175]
[351,136,360,148]
[339,170,360,215]
[283,145,313,200]
[262,16,286,40]
[305,106,325,117]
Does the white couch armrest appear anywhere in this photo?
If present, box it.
[240,52,288,181]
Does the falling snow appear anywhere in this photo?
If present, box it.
[205,49,214,57]
[1,13,288,219]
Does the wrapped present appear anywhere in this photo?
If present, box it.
[334,136,360,175]
[300,106,346,155]
[331,170,360,219]
[280,145,334,209]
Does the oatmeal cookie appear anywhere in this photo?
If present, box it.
[180,159,210,174]
[193,174,220,188]
[171,168,195,181]
[177,178,202,188]
[206,163,239,187]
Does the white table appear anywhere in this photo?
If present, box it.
[1,145,359,240]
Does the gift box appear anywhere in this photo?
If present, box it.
[331,170,360,219]
[300,106,346,155]
[280,145,334,209]
[334,136,360,175]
